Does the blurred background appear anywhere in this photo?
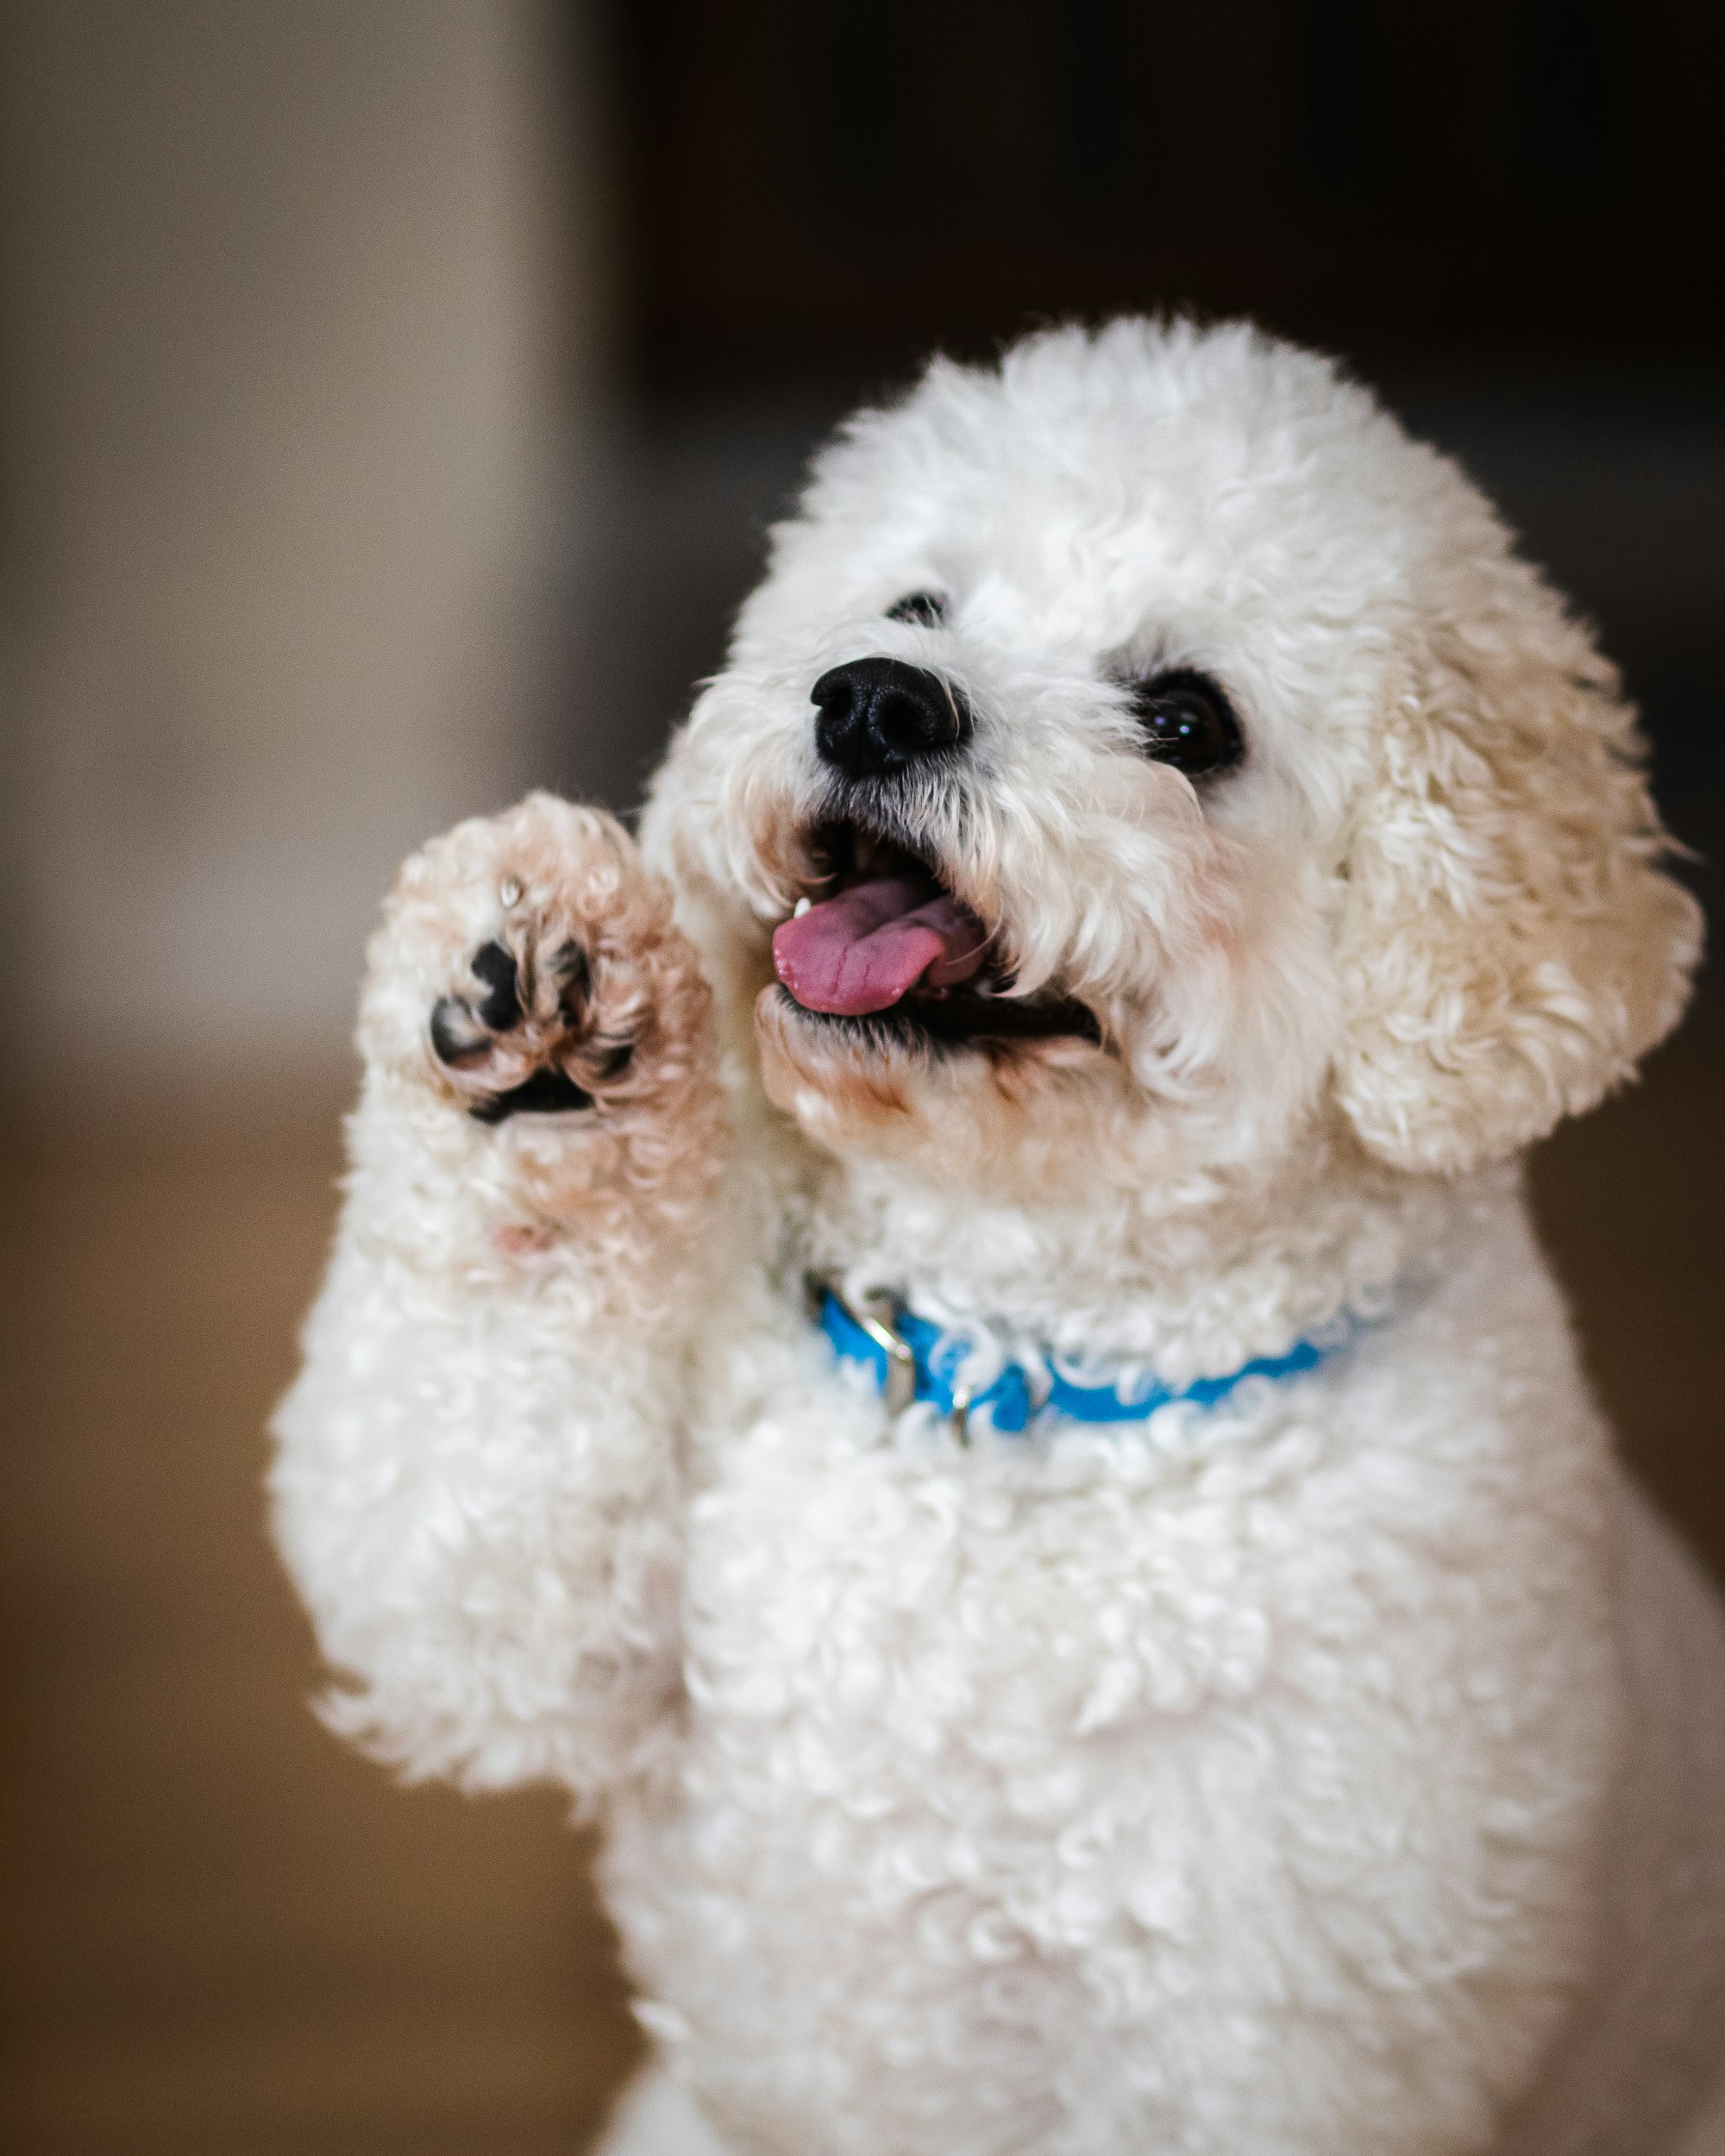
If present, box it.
[2,2,1720,2149]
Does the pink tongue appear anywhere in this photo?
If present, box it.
[773,874,989,1016]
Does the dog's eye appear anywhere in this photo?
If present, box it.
[886,591,947,627]
[1126,669,1244,779]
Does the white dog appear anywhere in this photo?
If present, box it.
[273,318,1725,2155]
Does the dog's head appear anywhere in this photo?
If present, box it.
[644,320,1698,1206]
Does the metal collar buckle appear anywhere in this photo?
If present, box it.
[810,1275,974,1444]
[848,1288,919,1418]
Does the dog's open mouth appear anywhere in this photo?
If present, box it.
[770,820,1100,1050]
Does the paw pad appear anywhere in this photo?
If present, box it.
[430,931,632,1125]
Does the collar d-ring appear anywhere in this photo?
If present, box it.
[849,1288,918,1417]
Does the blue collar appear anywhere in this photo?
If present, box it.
[815,1282,1339,1444]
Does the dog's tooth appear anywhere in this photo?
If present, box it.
[793,896,812,918]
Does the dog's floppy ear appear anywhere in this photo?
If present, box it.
[1333,585,1701,1176]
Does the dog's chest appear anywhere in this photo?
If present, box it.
[687,1386,1327,1750]
[607,1344,1618,2153]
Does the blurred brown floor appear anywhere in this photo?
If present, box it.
[0,1094,643,2156]
[2,1013,1722,2156]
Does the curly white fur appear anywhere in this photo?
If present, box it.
[272,320,1724,2154]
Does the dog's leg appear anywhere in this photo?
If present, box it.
[596,2064,738,2156]
[270,793,728,1801]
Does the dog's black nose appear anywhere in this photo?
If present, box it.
[811,657,971,780]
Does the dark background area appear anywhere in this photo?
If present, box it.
[605,0,1720,387]
[3,4,1722,2151]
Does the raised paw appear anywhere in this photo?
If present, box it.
[359,795,724,1217]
